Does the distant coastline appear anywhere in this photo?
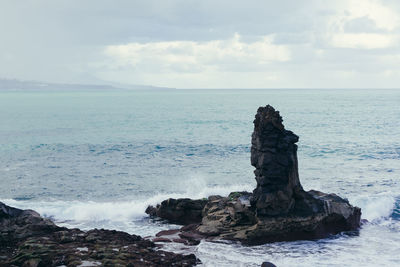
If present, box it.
[0,78,174,91]
[2,79,399,91]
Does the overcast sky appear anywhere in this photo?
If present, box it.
[1,0,400,88]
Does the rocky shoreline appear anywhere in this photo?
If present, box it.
[1,105,362,266]
[0,202,199,267]
[147,105,361,246]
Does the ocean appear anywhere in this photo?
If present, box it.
[1,89,399,266]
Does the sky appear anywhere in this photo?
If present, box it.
[1,0,400,89]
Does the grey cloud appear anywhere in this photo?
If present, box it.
[0,0,400,87]
[0,0,323,44]
[343,16,382,33]
[273,33,314,45]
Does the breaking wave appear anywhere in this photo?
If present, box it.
[1,182,253,224]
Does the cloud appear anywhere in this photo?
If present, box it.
[318,0,400,53]
[1,0,400,88]
[96,34,291,88]
[330,33,397,49]
[325,0,400,33]
[346,0,400,31]
[103,34,291,73]
[343,16,381,33]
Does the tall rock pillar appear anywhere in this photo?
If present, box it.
[250,105,303,216]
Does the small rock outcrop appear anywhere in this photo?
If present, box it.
[148,105,361,245]
[146,198,208,225]
[0,202,199,266]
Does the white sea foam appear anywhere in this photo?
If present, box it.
[2,190,400,266]
[350,192,396,222]
[0,182,253,224]
[2,187,396,226]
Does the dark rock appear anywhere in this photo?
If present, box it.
[149,105,361,246]
[194,106,361,244]
[180,223,200,232]
[0,202,200,266]
[193,189,361,245]
[172,238,190,244]
[178,232,203,242]
[155,229,180,237]
[0,202,25,218]
[250,105,301,216]
[154,226,202,246]
[261,262,277,267]
[146,198,208,225]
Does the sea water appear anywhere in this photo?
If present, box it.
[0,89,399,266]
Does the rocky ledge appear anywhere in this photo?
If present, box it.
[147,105,361,245]
[0,202,199,267]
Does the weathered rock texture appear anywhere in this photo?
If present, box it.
[146,198,207,225]
[251,105,302,216]
[0,202,199,267]
[149,105,361,245]
[195,190,361,245]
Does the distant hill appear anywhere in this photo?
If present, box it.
[0,79,173,91]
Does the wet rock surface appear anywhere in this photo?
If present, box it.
[0,202,199,267]
[149,105,361,245]
[146,198,208,225]
[250,105,302,216]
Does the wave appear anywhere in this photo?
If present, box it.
[302,144,400,160]
[27,142,250,156]
[1,183,254,224]
[3,186,399,232]
[351,192,399,222]
[391,196,400,220]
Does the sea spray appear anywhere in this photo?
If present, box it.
[1,89,400,266]
[350,192,397,222]
[0,181,254,223]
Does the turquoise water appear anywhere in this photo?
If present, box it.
[1,89,400,266]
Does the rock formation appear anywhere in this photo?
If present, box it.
[147,105,361,245]
[146,198,208,225]
[250,105,302,216]
[0,202,199,266]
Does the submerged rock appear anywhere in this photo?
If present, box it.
[0,202,199,266]
[150,105,361,245]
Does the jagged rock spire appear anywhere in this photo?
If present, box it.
[251,105,302,216]
[147,104,361,245]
